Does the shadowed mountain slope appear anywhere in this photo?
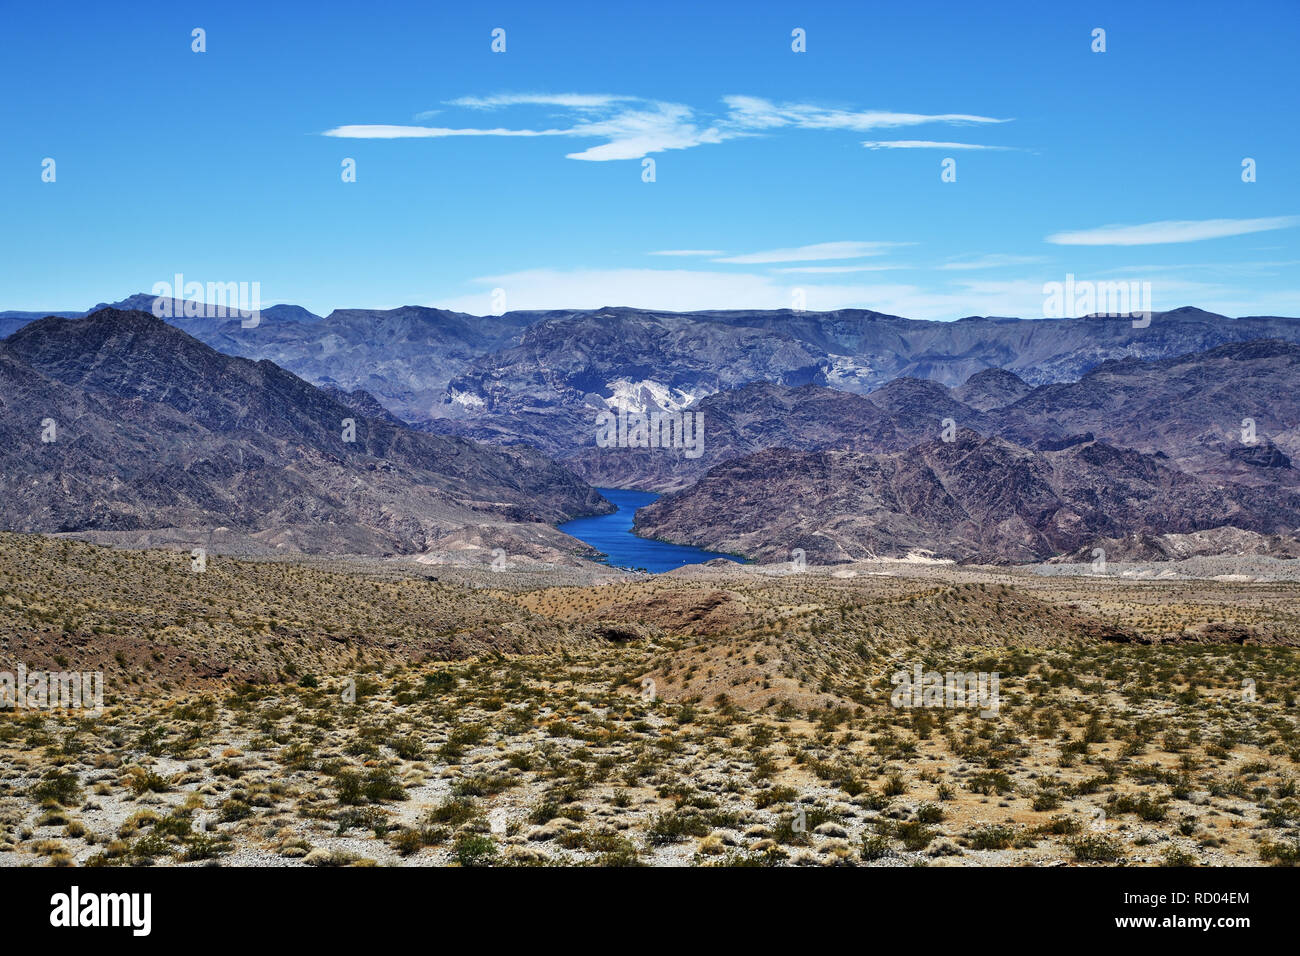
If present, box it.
[0,309,609,555]
[634,432,1300,564]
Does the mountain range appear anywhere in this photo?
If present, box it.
[559,338,1300,493]
[8,296,1300,427]
[0,309,610,557]
[3,295,1298,564]
[633,431,1300,564]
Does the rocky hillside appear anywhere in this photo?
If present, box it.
[424,308,1300,486]
[6,299,1298,565]
[995,339,1300,487]
[9,298,1298,438]
[564,382,896,490]
[952,367,1033,411]
[573,337,1299,491]
[0,309,610,555]
[634,432,1300,564]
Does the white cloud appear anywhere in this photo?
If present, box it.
[323,125,563,139]
[431,268,1035,319]
[722,96,1009,132]
[714,241,907,264]
[324,93,1012,162]
[939,254,1048,270]
[862,140,1011,150]
[1099,260,1300,275]
[439,268,794,313]
[563,101,735,161]
[1047,216,1300,246]
[430,267,1297,320]
[449,93,632,110]
[324,100,734,160]
[773,264,907,274]
[648,249,726,257]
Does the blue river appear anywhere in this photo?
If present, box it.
[559,488,743,573]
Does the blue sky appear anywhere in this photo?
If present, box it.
[3,0,1297,319]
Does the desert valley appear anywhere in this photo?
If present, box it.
[0,300,1298,869]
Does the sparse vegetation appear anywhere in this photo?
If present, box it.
[1,534,1297,867]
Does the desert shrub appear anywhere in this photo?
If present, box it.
[333,768,405,804]
[1038,815,1082,836]
[1160,846,1197,867]
[1259,837,1300,866]
[453,833,498,867]
[218,798,253,822]
[754,785,798,809]
[965,825,1015,850]
[915,803,944,824]
[1111,793,1168,822]
[425,797,478,827]
[587,831,641,867]
[31,770,82,807]
[860,833,894,861]
[646,811,709,845]
[125,767,171,796]
[389,736,425,760]
[894,821,935,851]
[968,771,1014,795]
[1067,834,1124,862]
[181,835,231,861]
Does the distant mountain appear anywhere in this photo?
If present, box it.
[6,299,1298,437]
[122,297,547,423]
[994,339,1300,487]
[634,432,1300,564]
[586,337,1300,491]
[427,306,1300,473]
[563,378,996,491]
[690,305,1300,387]
[952,367,1033,411]
[437,304,1300,418]
[430,310,827,462]
[320,385,404,424]
[5,296,1299,565]
[0,309,609,555]
[92,293,324,325]
[0,309,82,340]
[565,381,897,490]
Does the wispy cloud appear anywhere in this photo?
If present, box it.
[448,93,633,110]
[862,140,1011,150]
[1047,216,1300,246]
[324,125,563,139]
[939,254,1048,270]
[564,101,733,161]
[441,267,793,313]
[324,93,1013,162]
[713,241,907,264]
[722,96,1009,132]
[648,249,726,257]
[433,267,1298,321]
[1099,259,1300,275]
[325,100,734,161]
[773,264,907,274]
